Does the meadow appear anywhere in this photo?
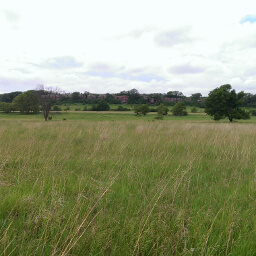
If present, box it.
[1,112,256,255]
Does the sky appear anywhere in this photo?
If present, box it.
[1,0,256,96]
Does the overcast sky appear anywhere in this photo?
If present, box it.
[1,0,256,96]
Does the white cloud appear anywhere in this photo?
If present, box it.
[1,0,256,96]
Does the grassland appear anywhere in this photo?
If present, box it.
[1,112,256,255]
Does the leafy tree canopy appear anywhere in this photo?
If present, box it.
[166,91,184,98]
[172,102,188,116]
[156,103,169,116]
[205,84,250,122]
[13,90,39,114]
[134,104,150,116]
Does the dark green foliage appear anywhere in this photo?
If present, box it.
[116,106,130,111]
[91,100,110,111]
[0,102,14,113]
[191,93,202,101]
[250,109,256,116]
[243,93,256,107]
[166,91,184,103]
[205,84,250,122]
[71,92,81,102]
[126,88,143,104]
[13,91,40,114]
[191,106,198,113]
[156,103,169,116]
[172,102,188,116]
[52,105,62,111]
[134,104,150,116]
[0,91,22,103]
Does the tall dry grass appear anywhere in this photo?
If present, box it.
[0,120,256,255]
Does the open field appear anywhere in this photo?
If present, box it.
[1,114,256,255]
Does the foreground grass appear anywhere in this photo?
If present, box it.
[1,120,256,255]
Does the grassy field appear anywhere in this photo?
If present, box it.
[1,112,256,255]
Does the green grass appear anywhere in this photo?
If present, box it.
[1,113,256,255]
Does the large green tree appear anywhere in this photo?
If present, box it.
[13,91,39,114]
[205,84,250,122]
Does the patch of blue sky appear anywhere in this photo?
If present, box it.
[240,15,256,24]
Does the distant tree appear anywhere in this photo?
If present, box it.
[36,85,61,121]
[71,92,81,102]
[0,102,14,113]
[172,102,188,116]
[83,91,90,99]
[0,91,22,103]
[95,100,110,111]
[156,103,169,115]
[191,93,202,102]
[52,105,62,111]
[167,91,184,103]
[191,106,198,113]
[243,93,256,107]
[116,105,130,111]
[148,93,163,105]
[250,109,256,116]
[13,91,39,114]
[127,88,143,104]
[134,104,150,116]
[205,84,250,122]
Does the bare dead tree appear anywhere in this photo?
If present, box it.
[36,85,62,121]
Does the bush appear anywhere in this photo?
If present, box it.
[91,100,110,111]
[156,104,169,115]
[191,106,198,113]
[250,109,256,116]
[134,104,150,116]
[52,105,62,111]
[75,108,81,111]
[116,106,130,111]
[172,102,188,116]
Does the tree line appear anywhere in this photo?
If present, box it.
[0,84,253,122]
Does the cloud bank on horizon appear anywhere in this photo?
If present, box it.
[0,0,256,96]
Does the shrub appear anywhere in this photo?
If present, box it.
[91,100,110,111]
[250,110,256,116]
[134,104,150,116]
[172,102,188,116]
[191,106,198,113]
[116,106,130,111]
[52,105,62,111]
[156,104,169,115]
